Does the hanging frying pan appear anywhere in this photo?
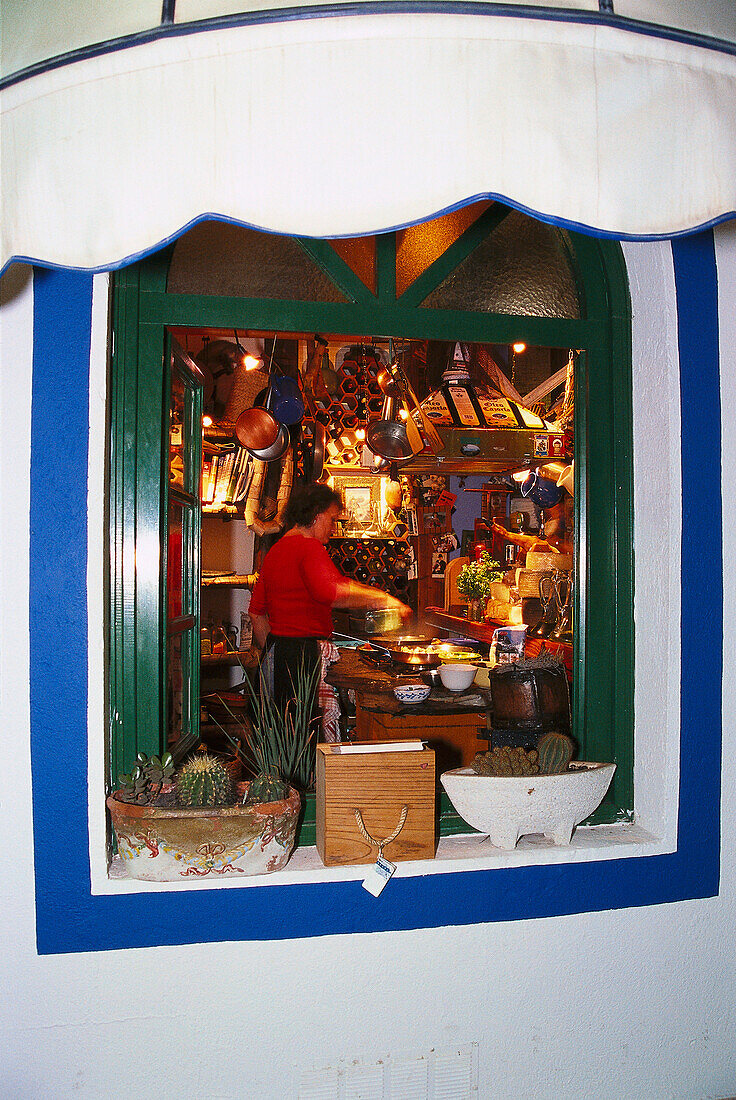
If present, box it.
[298,352,330,482]
[311,420,327,481]
[235,374,281,452]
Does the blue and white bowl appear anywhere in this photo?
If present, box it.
[393,682,431,705]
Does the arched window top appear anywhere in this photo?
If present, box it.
[421,210,580,319]
[167,222,348,302]
[166,203,580,319]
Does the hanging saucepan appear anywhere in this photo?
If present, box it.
[366,418,415,461]
[269,373,305,425]
[247,422,290,462]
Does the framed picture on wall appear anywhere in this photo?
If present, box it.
[330,474,379,531]
[344,485,372,525]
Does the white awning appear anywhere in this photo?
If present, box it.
[2,4,736,272]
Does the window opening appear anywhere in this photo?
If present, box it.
[109,211,632,865]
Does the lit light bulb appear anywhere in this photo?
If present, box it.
[512,341,526,354]
[202,415,213,428]
[356,427,366,441]
[512,469,530,484]
[398,408,408,420]
[243,354,262,371]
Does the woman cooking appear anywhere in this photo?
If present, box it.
[248,484,411,717]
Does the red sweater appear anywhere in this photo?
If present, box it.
[249,532,343,637]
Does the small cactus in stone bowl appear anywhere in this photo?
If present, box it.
[537,731,576,774]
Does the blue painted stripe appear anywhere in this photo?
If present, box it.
[673,234,722,863]
[2,2,735,91]
[28,235,722,953]
[29,269,93,949]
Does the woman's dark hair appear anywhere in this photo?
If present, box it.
[286,484,342,529]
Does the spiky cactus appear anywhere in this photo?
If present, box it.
[176,754,233,807]
[247,772,288,804]
[537,731,575,774]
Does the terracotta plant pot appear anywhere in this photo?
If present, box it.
[107,786,301,881]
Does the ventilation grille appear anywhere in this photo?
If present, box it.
[299,1043,478,1100]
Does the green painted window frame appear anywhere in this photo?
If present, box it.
[108,218,633,824]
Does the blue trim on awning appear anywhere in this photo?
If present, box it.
[4,200,736,283]
[28,233,722,953]
[2,2,735,90]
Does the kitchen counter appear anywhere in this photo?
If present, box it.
[327,646,491,769]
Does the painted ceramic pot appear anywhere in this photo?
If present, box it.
[107,786,301,881]
[440,762,616,849]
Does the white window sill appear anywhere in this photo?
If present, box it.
[102,821,663,894]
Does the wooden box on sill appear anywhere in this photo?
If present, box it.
[315,740,436,867]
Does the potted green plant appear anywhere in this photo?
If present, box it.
[107,661,319,880]
[456,551,503,620]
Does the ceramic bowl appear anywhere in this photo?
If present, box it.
[438,663,477,692]
[393,682,432,705]
[440,762,616,849]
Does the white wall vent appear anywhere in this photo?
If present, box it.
[299,1043,479,1100]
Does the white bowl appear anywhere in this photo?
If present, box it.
[438,662,477,691]
[440,762,616,848]
[393,682,431,704]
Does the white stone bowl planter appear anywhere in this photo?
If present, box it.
[440,762,616,849]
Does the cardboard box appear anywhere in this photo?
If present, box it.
[316,741,436,866]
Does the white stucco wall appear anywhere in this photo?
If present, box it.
[1,231,735,1099]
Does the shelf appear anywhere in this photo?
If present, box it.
[201,649,256,667]
[201,574,257,589]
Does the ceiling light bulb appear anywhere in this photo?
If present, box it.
[356,427,366,441]
[512,342,527,354]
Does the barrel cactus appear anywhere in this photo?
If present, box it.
[176,754,233,807]
[247,771,288,804]
[537,731,576,774]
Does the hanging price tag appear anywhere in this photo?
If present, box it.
[361,853,396,897]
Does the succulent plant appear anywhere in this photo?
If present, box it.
[537,731,576,774]
[118,751,174,804]
[176,754,233,807]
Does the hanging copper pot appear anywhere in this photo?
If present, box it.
[247,422,290,462]
[234,405,280,451]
